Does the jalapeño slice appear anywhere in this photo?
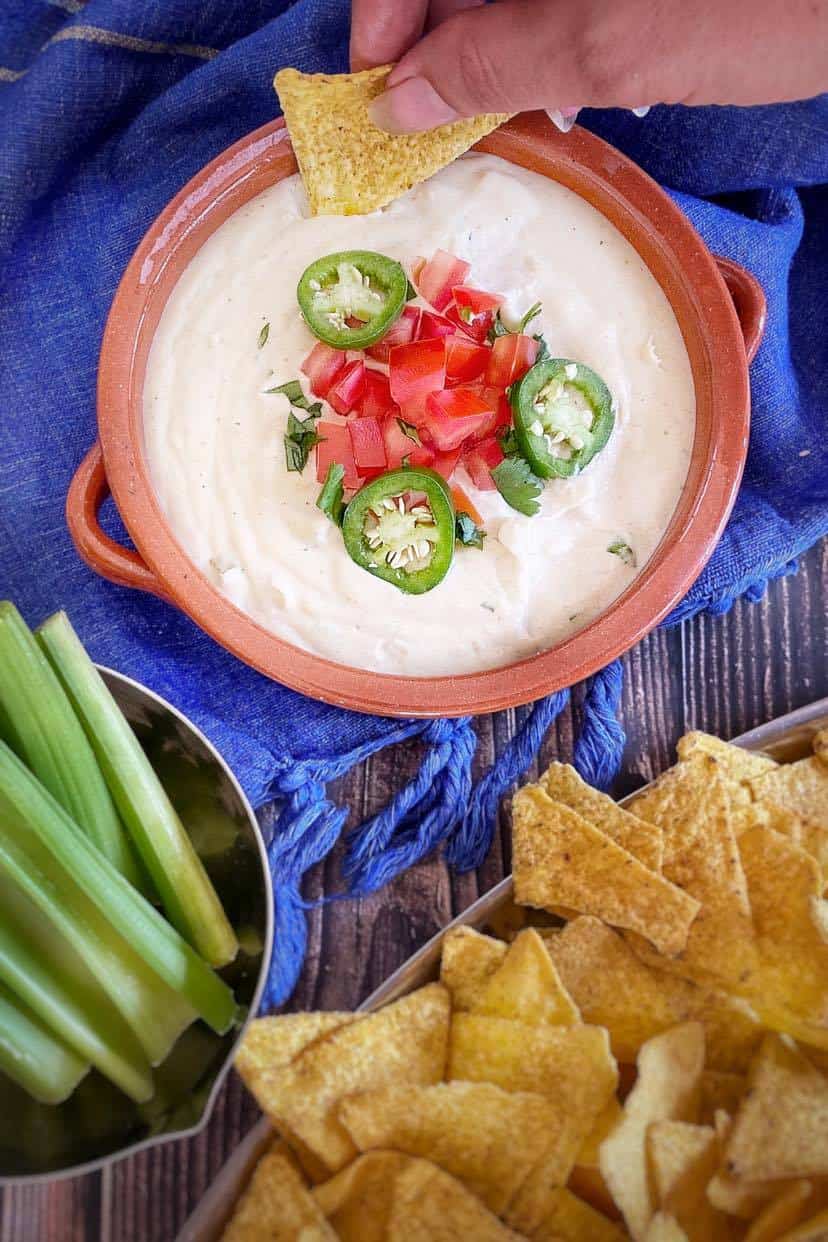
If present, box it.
[511,358,615,479]
[297,251,408,349]
[341,468,455,594]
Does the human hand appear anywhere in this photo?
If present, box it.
[351,0,828,133]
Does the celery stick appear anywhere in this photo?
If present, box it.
[38,611,238,967]
[0,978,88,1105]
[0,811,194,1066]
[0,874,153,1101]
[0,739,237,1039]
[0,602,146,891]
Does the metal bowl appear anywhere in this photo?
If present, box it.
[0,667,273,1183]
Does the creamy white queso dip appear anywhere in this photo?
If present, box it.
[144,154,695,676]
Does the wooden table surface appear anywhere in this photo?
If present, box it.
[2,538,826,1241]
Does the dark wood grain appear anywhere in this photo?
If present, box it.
[1,539,825,1242]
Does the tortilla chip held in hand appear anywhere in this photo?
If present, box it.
[274,66,509,216]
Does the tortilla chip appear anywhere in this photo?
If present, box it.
[599,1023,705,1241]
[649,1122,726,1242]
[577,1098,624,1168]
[737,825,828,1036]
[313,1151,411,1242]
[339,1081,561,1217]
[449,1013,617,1135]
[386,1157,524,1241]
[706,1169,782,1220]
[440,926,507,1011]
[470,928,580,1027]
[752,801,828,888]
[235,1012,354,1082]
[537,763,663,871]
[676,732,777,781]
[443,1015,609,1232]
[567,1165,622,1221]
[799,1044,828,1076]
[644,1214,690,1242]
[520,1186,626,1242]
[774,1208,828,1240]
[512,787,700,957]
[813,729,828,767]
[724,1034,828,1182]
[274,66,510,217]
[627,760,758,989]
[749,758,828,833]
[699,1071,747,1125]
[544,917,763,1072]
[243,983,449,1174]
[220,1146,336,1242]
[647,1121,715,1206]
[234,1012,359,1183]
[742,1181,814,1242]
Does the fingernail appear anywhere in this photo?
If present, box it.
[631,105,651,117]
[368,76,459,134]
[547,107,580,133]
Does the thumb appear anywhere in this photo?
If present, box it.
[368,0,592,133]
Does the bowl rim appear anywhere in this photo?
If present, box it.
[95,112,752,717]
[0,664,274,1186]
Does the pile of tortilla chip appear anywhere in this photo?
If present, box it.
[221,726,828,1241]
[274,66,510,216]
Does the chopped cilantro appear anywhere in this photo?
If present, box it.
[284,410,324,473]
[316,463,345,525]
[498,426,520,457]
[267,379,322,415]
[406,278,418,300]
[488,300,542,342]
[607,540,637,567]
[257,322,270,349]
[455,513,486,549]
[491,457,544,516]
[271,378,325,472]
[487,300,550,362]
[396,417,422,445]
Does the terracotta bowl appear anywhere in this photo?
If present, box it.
[69,113,765,718]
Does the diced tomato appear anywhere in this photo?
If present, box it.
[347,416,387,472]
[301,342,347,398]
[365,305,421,364]
[445,336,490,383]
[451,484,484,526]
[421,388,493,451]
[316,422,360,489]
[485,334,539,387]
[417,250,471,312]
[463,436,504,492]
[431,446,463,481]
[389,337,446,408]
[466,385,512,444]
[452,285,503,315]
[327,359,367,415]
[418,310,456,341]
[444,303,493,343]
[357,370,396,420]
[381,414,435,469]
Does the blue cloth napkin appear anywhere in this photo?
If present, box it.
[1,0,826,1004]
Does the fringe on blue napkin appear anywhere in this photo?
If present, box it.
[1,1,825,1005]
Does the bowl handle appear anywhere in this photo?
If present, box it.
[66,442,170,600]
[714,255,767,364]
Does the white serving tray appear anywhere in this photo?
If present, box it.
[178,697,828,1242]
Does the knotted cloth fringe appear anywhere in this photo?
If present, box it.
[260,563,799,1008]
